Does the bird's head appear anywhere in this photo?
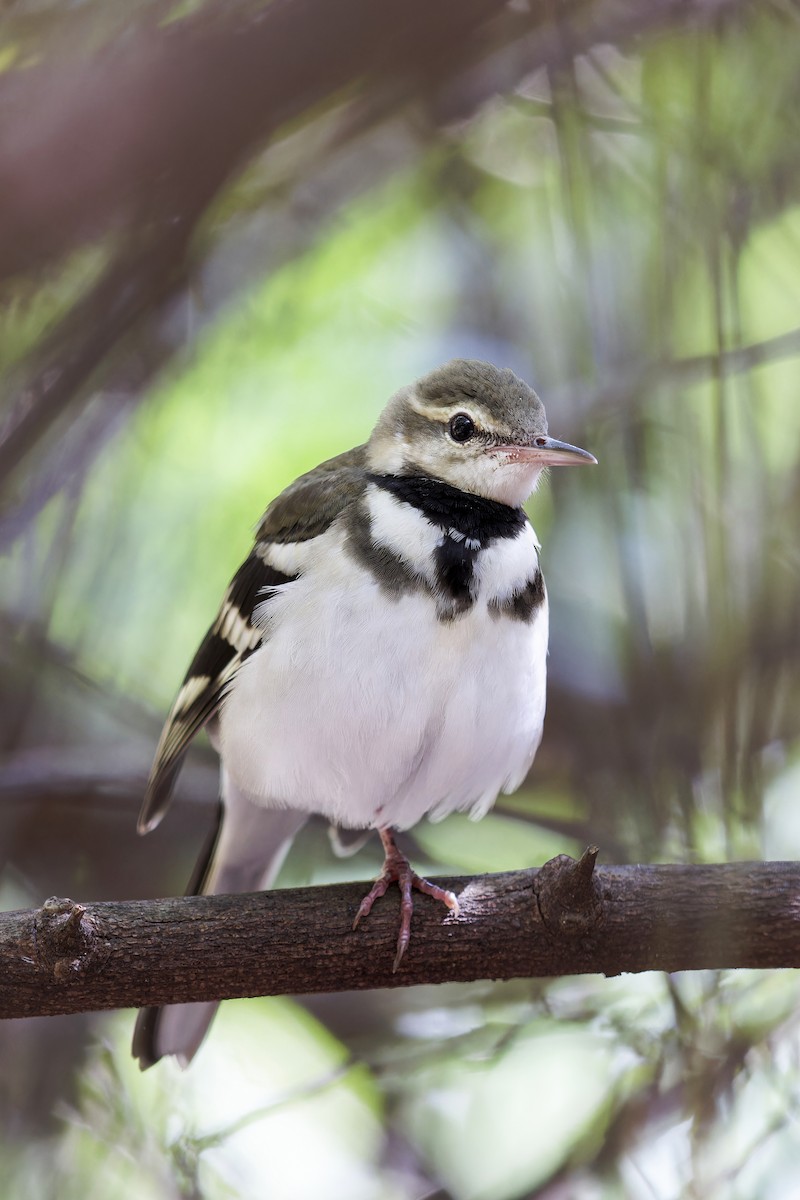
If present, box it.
[367,359,596,508]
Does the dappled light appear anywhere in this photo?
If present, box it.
[2,1,800,1197]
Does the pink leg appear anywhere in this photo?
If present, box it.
[352,828,460,971]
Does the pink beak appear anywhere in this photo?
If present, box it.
[491,435,597,467]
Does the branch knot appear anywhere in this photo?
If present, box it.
[534,847,604,938]
[34,897,107,980]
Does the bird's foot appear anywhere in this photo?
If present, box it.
[352,828,459,972]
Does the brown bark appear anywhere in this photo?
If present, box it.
[1,851,799,1019]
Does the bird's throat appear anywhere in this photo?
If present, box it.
[366,471,526,543]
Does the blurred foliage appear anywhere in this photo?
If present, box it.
[2,1,800,1197]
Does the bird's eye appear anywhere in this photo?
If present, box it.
[449,413,475,443]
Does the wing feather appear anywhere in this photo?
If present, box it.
[137,554,293,832]
[137,445,369,834]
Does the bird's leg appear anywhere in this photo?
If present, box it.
[352,827,459,972]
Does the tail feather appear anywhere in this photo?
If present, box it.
[133,775,307,1070]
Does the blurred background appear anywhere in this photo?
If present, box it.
[2,0,800,1196]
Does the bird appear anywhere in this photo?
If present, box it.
[132,358,596,1069]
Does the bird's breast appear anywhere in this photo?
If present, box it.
[349,482,546,622]
[219,506,548,829]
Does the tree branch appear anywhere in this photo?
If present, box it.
[2,851,799,1020]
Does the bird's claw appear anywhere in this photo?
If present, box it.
[352,832,459,971]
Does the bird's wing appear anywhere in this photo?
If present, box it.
[137,443,368,834]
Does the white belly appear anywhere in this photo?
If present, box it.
[219,554,548,831]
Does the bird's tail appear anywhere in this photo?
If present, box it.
[132,773,307,1070]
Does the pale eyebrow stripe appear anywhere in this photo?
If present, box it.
[406,392,491,427]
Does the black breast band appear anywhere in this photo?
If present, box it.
[367,472,526,544]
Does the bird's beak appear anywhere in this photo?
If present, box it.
[492,436,597,467]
